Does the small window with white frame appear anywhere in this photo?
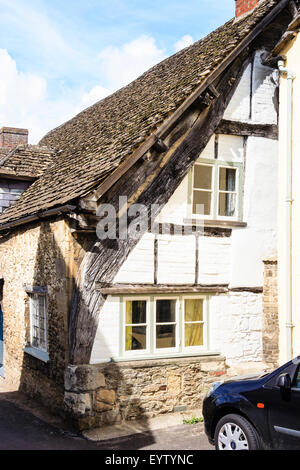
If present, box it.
[29,292,48,352]
[190,134,244,221]
[124,298,149,354]
[121,295,208,359]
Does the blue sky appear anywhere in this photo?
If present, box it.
[0,0,234,143]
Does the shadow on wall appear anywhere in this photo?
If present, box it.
[0,218,153,446]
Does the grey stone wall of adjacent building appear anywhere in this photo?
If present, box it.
[0,179,31,213]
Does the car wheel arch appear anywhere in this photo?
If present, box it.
[211,406,261,442]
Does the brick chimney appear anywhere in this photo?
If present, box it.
[0,127,28,150]
[235,0,259,18]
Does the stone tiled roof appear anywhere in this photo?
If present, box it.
[0,145,57,179]
[0,148,10,161]
[0,0,286,226]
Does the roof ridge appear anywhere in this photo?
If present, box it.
[0,0,289,228]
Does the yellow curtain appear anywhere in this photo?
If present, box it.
[125,302,133,351]
[185,299,204,347]
[125,326,133,351]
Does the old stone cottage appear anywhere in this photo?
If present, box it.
[0,0,296,429]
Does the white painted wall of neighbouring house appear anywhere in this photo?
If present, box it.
[277,34,300,365]
[91,50,279,366]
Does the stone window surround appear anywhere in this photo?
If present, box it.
[23,285,49,363]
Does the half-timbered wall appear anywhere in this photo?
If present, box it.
[91,51,279,367]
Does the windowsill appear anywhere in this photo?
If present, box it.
[24,346,50,363]
[184,218,247,229]
[91,351,222,366]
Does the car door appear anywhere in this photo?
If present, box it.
[267,362,300,450]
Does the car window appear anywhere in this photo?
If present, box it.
[264,363,297,389]
[292,365,300,389]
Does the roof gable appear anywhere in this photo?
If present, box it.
[0,145,56,179]
[0,0,290,228]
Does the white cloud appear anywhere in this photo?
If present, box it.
[81,85,111,108]
[0,35,167,144]
[0,33,194,144]
[174,35,194,52]
[97,35,166,90]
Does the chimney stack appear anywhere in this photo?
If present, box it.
[0,127,28,150]
[235,0,259,18]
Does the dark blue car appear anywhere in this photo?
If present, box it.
[202,357,300,450]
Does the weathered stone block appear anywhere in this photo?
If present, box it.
[96,388,116,405]
[167,373,181,397]
[64,392,92,417]
[201,361,223,372]
[65,365,106,392]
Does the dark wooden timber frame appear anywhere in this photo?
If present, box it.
[97,284,229,295]
[69,53,252,364]
[69,1,293,364]
[216,119,278,140]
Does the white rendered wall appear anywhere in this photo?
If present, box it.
[91,296,120,363]
[91,50,279,366]
[210,292,263,364]
[224,50,279,125]
[224,61,252,121]
[114,233,155,284]
[230,137,278,288]
[157,234,196,284]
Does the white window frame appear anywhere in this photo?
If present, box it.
[29,293,48,353]
[122,296,151,357]
[190,158,243,221]
[192,162,215,219]
[217,164,240,221]
[120,295,210,360]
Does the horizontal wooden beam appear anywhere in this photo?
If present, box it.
[216,120,278,140]
[230,286,263,294]
[183,218,247,229]
[96,283,229,295]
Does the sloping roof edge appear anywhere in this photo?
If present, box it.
[79,0,290,205]
[0,0,290,231]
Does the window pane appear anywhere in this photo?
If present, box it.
[219,192,237,217]
[194,165,212,190]
[156,325,176,349]
[156,299,176,323]
[30,295,47,351]
[185,324,204,347]
[219,168,236,191]
[193,190,212,216]
[125,326,147,351]
[185,299,203,322]
[126,300,146,324]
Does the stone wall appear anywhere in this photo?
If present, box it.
[262,257,279,367]
[64,356,227,430]
[0,217,92,412]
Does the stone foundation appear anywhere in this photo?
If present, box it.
[263,257,279,367]
[64,356,227,430]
